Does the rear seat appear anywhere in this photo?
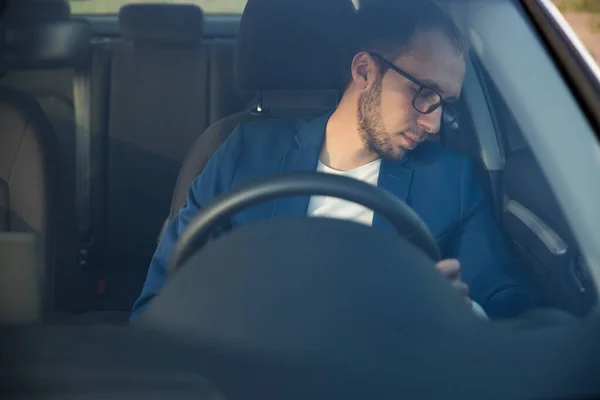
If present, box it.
[2,0,114,314]
[0,13,92,318]
[1,1,79,222]
[105,4,208,305]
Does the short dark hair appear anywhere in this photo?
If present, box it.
[343,1,468,86]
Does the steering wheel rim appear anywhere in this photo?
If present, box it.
[168,172,441,275]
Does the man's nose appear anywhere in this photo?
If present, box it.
[416,107,442,135]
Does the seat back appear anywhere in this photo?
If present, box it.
[0,87,59,236]
[0,15,91,316]
[110,3,208,163]
[105,3,208,287]
[0,86,61,319]
[167,0,356,220]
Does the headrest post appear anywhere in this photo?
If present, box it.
[250,91,270,115]
[256,91,263,113]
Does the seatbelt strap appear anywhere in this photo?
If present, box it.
[73,61,94,272]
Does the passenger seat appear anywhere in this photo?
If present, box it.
[0,87,59,246]
[0,17,92,317]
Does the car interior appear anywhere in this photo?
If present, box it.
[0,0,595,323]
[1,0,600,398]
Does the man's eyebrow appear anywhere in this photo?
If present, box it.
[421,79,460,102]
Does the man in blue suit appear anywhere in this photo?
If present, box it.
[131,2,538,321]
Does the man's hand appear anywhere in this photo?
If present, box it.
[436,258,471,305]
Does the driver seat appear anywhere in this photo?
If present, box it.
[164,0,356,225]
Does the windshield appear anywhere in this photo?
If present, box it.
[25,0,591,323]
[69,0,248,14]
[2,0,600,345]
[3,1,600,396]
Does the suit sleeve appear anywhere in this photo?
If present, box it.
[129,124,245,321]
[448,158,540,319]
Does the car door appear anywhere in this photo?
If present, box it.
[479,11,599,316]
[500,113,597,316]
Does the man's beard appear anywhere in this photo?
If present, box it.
[357,74,406,161]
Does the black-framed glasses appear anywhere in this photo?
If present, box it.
[369,52,460,126]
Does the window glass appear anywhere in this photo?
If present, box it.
[68,0,248,15]
[553,0,600,60]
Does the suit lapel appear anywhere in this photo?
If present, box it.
[372,157,414,231]
[269,111,415,225]
[271,113,331,218]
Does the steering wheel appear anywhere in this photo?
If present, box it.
[168,172,441,275]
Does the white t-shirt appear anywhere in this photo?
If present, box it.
[307,158,382,226]
[306,158,488,320]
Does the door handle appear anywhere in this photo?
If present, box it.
[506,200,568,256]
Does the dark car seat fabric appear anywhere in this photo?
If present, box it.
[0,87,60,234]
[167,0,356,220]
[0,19,90,70]
[2,0,71,22]
[207,40,255,125]
[119,3,204,44]
[0,16,92,316]
[234,0,354,92]
[103,3,208,308]
[0,86,60,314]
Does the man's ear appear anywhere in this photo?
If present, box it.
[350,52,373,89]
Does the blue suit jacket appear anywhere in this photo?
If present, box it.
[131,112,538,321]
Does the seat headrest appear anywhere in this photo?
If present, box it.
[2,0,71,22]
[235,0,356,91]
[0,20,91,70]
[119,4,204,44]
